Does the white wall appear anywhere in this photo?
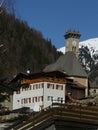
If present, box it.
[12,81,66,111]
[44,82,65,108]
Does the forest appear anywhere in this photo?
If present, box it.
[0,9,62,81]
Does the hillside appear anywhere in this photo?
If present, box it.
[0,10,62,81]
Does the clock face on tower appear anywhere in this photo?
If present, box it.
[72,40,76,46]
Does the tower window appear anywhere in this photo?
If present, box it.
[72,46,76,52]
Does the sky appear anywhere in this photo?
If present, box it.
[14,0,98,48]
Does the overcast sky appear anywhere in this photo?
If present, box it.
[14,0,98,48]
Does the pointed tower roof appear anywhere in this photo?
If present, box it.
[43,52,87,78]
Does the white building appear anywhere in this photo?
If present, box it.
[9,71,67,111]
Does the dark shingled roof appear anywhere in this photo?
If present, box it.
[43,52,87,78]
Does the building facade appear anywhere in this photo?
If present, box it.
[9,71,66,111]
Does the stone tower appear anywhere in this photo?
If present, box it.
[64,30,81,57]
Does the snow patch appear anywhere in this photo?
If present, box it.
[58,38,98,54]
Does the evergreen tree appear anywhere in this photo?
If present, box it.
[79,45,98,73]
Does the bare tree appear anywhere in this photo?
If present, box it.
[0,0,5,14]
[0,0,14,14]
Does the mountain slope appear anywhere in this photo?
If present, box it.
[0,11,62,81]
[58,38,98,54]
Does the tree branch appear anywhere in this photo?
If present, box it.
[0,0,5,7]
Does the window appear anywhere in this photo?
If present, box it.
[22,88,24,91]
[56,85,58,89]
[57,97,63,103]
[32,97,34,103]
[72,46,76,52]
[17,100,20,103]
[16,91,20,94]
[36,84,38,89]
[61,98,63,103]
[26,87,29,91]
[47,84,50,88]
[47,96,50,101]
[31,83,44,89]
[53,84,54,89]
[47,83,54,89]
[21,98,30,104]
[24,98,26,104]
[32,96,43,103]
[25,98,28,103]
[29,85,32,90]
[58,97,61,102]
[42,83,44,88]
[50,84,53,89]
[61,86,63,90]
[47,96,53,101]
[33,85,36,90]
[51,96,53,102]
[35,97,37,102]
[56,85,63,90]
[38,96,42,102]
[29,98,31,103]
[92,89,96,95]
[41,96,43,101]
